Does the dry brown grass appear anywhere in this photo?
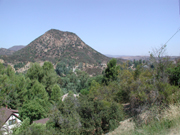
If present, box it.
[162,104,180,120]
[162,104,180,135]
[107,118,135,135]
[107,103,180,135]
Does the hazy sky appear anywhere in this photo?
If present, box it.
[0,0,180,56]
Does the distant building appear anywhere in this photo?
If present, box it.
[143,65,149,69]
[0,107,21,135]
[62,93,79,101]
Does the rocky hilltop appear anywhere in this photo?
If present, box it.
[1,29,120,74]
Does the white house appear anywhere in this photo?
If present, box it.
[0,107,21,135]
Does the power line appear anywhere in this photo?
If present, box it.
[164,28,180,45]
[163,0,180,46]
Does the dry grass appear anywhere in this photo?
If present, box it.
[163,104,180,135]
[107,118,135,135]
[107,103,180,135]
[162,104,180,120]
[167,127,180,135]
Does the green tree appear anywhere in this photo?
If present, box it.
[6,65,15,78]
[42,61,54,72]
[41,71,57,96]
[49,92,81,134]
[55,62,70,76]
[0,63,5,74]
[51,84,63,103]
[27,80,48,101]
[13,118,30,135]
[78,95,124,134]
[103,58,119,84]
[168,63,180,87]
[13,118,57,135]
[12,74,29,107]
[0,68,23,108]
[76,70,89,92]
[149,45,171,83]
[19,99,47,123]
[26,63,44,82]
[80,89,89,95]
[42,62,58,96]
[134,65,141,80]
[89,80,101,98]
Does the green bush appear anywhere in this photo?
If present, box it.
[168,64,180,87]
[80,89,89,95]
[14,62,25,70]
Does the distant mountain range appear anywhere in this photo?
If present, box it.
[105,54,180,61]
[105,54,125,58]
[8,45,25,51]
[105,54,150,60]
[0,29,123,75]
[0,45,25,56]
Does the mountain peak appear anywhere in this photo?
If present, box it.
[0,29,115,75]
[35,29,85,50]
[45,29,75,36]
[46,28,67,32]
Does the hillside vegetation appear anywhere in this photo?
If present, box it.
[0,46,25,56]
[0,48,14,56]
[0,29,120,75]
[0,39,180,135]
[0,60,125,135]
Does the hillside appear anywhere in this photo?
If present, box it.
[0,48,14,56]
[0,45,25,56]
[1,29,121,74]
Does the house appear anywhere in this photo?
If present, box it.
[33,118,49,124]
[0,107,21,135]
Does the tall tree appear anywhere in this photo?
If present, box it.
[103,58,119,84]
[55,62,70,76]
[51,84,63,103]
[26,63,44,82]
[27,80,49,101]
[168,63,180,87]
[149,45,171,83]
[19,99,47,123]
[42,62,58,96]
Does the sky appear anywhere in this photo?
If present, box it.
[0,0,180,56]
